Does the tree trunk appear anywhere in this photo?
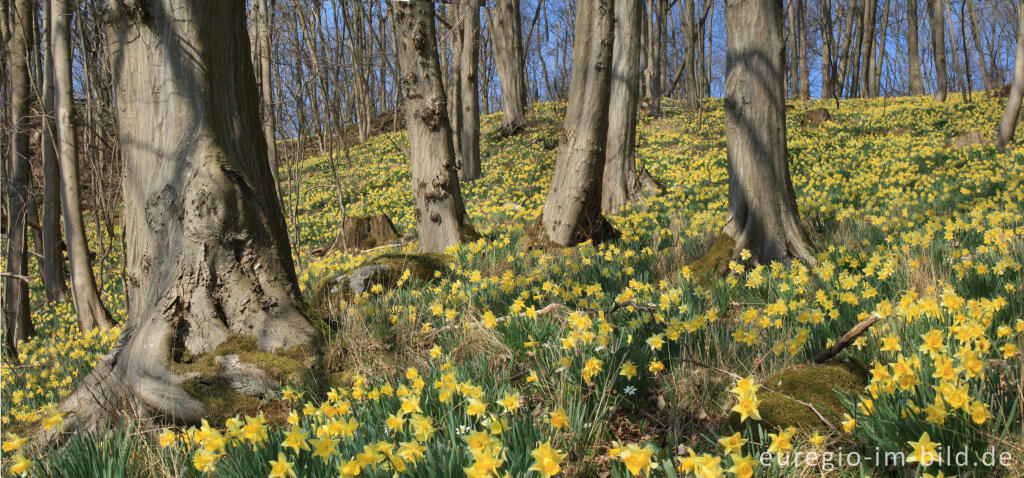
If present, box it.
[820,0,835,99]
[908,0,925,95]
[682,0,699,109]
[797,0,809,99]
[648,0,666,116]
[603,0,644,214]
[927,0,948,102]
[4,0,37,359]
[787,0,798,97]
[52,0,114,332]
[394,0,478,252]
[857,0,877,98]
[836,0,858,98]
[459,0,481,181]
[538,0,618,246]
[255,0,279,194]
[996,1,1024,151]
[723,0,815,266]
[49,0,322,433]
[489,0,528,133]
[41,0,69,304]
[870,0,890,96]
[965,1,994,92]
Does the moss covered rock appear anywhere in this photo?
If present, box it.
[724,358,868,432]
[310,253,450,314]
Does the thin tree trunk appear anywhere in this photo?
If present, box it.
[394,0,478,252]
[836,0,858,98]
[682,0,699,109]
[723,0,815,266]
[870,0,890,96]
[996,1,1024,151]
[908,0,925,95]
[489,0,528,133]
[4,0,36,359]
[820,0,835,99]
[52,0,114,332]
[48,0,322,435]
[965,1,994,92]
[797,0,809,99]
[40,0,69,303]
[787,0,798,97]
[649,0,666,116]
[459,0,481,181]
[928,0,948,102]
[537,0,618,246]
[255,0,279,195]
[603,0,644,214]
[858,0,877,98]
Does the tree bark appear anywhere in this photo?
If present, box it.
[996,1,1024,151]
[48,0,322,433]
[723,0,815,266]
[797,0,809,99]
[52,0,114,332]
[682,0,699,109]
[857,0,877,97]
[836,0,858,98]
[489,0,528,133]
[603,0,644,214]
[4,0,37,359]
[927,0,948,102]
[40,0,70,304]
[459,0,481,181]
[820,0,835,99]
[870,0,890,96]
[908,0,925,95]
[648,0,666,116]
[965,1,994,92]
[538,0,618,246]
[787,0,798,97]
[255,0,279,194]
[394,0,478,252]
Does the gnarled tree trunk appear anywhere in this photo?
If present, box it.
[722,0,815,266]
[53,0,114,332]
[49,0,322,434]
[603,0,644,214]
[996,1,1024,151]
[538,0,618,246]
[908,0,925,95]
[394,0,478,252]
[4,0,36,359]
[489,0,528,134]
[458,0,481,181]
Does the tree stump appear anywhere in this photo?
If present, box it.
[334,215,401,252]
[800,108,833,128]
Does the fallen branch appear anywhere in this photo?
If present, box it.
[812,312,883,364]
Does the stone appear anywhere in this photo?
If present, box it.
[800,108,833,128]
[310,253,450,315]
[952,131,986,149]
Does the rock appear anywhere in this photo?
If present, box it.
[333,214,400,251]
[310,253,450,314]
[800,108,833,128]
[723,358,868,433]
[995,84,1011,98]
[952,131,986,149]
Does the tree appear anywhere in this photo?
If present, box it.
[996,1,1024,151]
[49,0,321,432]
[721,0,815,265]
[254,0,280,193]
[908,0,925,95]
[820,0,835,99]
[797,0,809,99]
[394,0,478,252]
[458,0,481,181]
[489,0,528,134]
[40,0,70,304]
[536,0,618,246]
[4,0,37,359]
[52,0,114,332]
[927,0,948,102]
[603,0,644,214]
[647,0,666,116]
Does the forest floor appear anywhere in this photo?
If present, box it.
[2,95,1023,477]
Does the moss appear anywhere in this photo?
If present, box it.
[212,336,316,385]
[310,252,451,313]
[181,378,263,427]
[688,233,734,283]
[724,359,868,433]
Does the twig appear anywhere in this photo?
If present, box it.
[812,312,883,364]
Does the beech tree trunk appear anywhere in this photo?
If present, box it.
[965,1,994,92]
[927,0,948,102]
[459,0,481,181]
[996,1,1024,151]
[682,0,699,109]
[820,0,835,99]
[538,0,618,246]
[870,0,890,97]
[857,0,877,97]
[49,0,322,433]
[52,0,114,332]
[4,0,36,359]
[797,0,809,99]
[394,0,478,252]
[787,0,798,96]
[41,0,70,304]
[603,0,644,214]
[908,0,925,95]
[648,0,666,116]
[836,0,857,98]
[489,0,527,133]
[723,0,815,265]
